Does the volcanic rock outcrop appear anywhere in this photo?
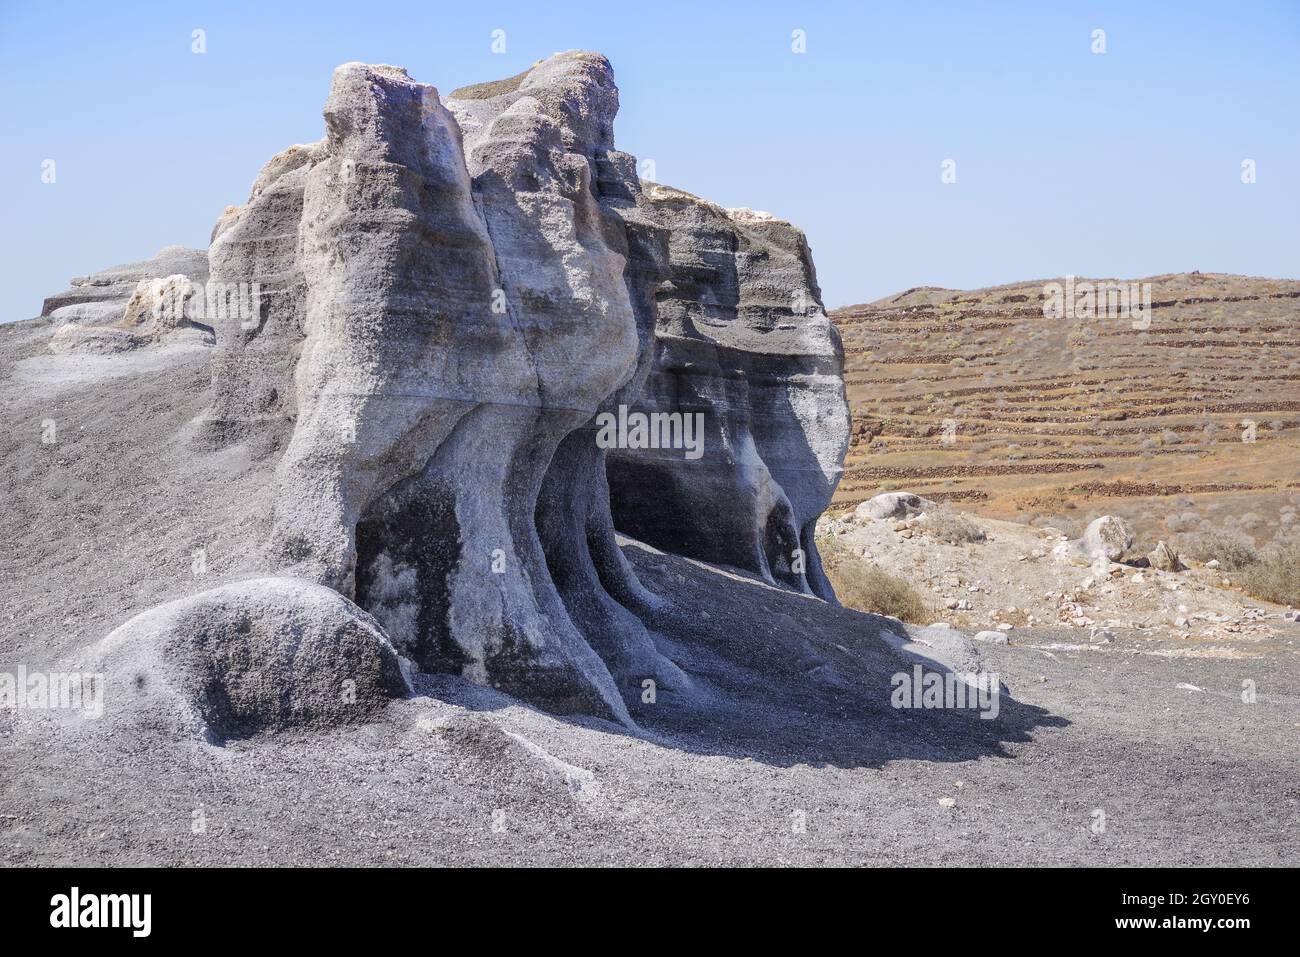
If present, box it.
[604,184,849,600]
[39,246,213,354]
[195,54,695,722]
[42,52,849,728]
[38,245,210,327]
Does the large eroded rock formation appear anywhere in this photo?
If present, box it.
[200,54,691,723]
[43,52,849,728]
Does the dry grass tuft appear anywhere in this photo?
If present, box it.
[820,537,931,623]
[1177,530,1259,570]
[1236,544,1300,607]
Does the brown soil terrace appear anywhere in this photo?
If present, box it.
[830,272,1300,547]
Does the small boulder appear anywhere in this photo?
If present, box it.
[1064,515,1133,566]
[92,577,408,742]
[119,274,199,339]
[49,324,143,355]
[905,624,988,679]
[1147,540,1184,572]
[855,491,934,522]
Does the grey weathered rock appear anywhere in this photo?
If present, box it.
[1147,540,1184,572]
[198,55,697,722]
[47,323,141,355]
[856,491,934,522]
[1065,515,1134,566]
[92,578,408,742]
[49,273,215,354]
[603,182,850,600]
[198,142,319,448]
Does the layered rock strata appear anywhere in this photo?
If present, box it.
[605,184,849,600]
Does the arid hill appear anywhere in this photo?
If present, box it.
[830,273,1300,551]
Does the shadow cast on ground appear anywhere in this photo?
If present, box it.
[412,539,1068,772]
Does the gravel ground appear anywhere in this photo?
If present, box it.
[819,506,1297,650]
[3,541,1297,867]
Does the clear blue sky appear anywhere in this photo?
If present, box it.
[2,0,1297,320]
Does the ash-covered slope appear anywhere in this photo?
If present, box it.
[10,52,853,735]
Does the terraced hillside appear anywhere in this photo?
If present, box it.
[830,273,1300,550]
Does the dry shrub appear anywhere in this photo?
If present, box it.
[925,507,987,545]
[1177,530,1259,570]
[829,563,930,623]
[819,538,930,623]
[1236,544,1300,607]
